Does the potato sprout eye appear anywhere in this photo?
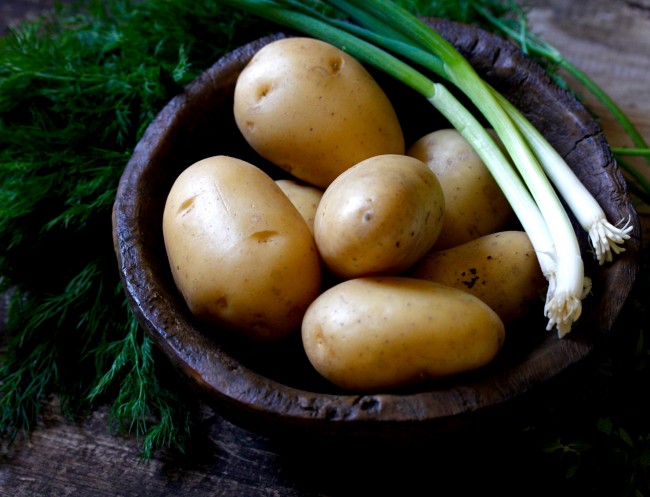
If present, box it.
[328,57,343,74]
[255,83,272,101]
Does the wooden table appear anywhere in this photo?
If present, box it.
[2,1,649,495]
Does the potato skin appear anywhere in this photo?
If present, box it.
[314,154,445,279]
[407,231,545,323]
[275,179,323,235]
[302,276,505,392]
[407,129,513,249]
[162,156,322,341]
[233,37,404,188]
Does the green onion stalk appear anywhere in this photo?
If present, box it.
[471,2,650,204]
[216,0,633,337]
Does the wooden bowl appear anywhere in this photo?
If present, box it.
[112,19,641,444]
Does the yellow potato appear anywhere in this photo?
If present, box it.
[407,231,546,323]
[407,129,514,249]
[314,154,445,279]
[302,276,505,392]
[162,156,322,341]
[233,37,405,188]
[275,179,323,235]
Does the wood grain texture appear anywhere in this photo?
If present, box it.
[2,1,650,496]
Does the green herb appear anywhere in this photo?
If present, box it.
[0,0,274,458]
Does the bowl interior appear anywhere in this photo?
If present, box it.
[112,19,641,441]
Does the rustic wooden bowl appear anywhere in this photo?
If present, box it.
[112,19,641,444]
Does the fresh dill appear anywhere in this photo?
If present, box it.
[0,0,275,458]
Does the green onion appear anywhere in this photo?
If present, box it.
[474,5,650,159]
[216,0,630,336]
[612,148,650,157]
[490,88,633,265]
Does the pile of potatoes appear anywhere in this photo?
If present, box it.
[162,37,546,392]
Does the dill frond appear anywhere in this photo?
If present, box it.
[0,0,273,457]
[88,316,194,459]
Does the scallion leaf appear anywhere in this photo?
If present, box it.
[217,0,633,336]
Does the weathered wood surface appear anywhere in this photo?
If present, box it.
[1,1,650,496]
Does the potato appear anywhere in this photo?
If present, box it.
[275,179,323,235]
[302,276,505,391]
[162,156,322,341]
[233,37,405,188]
[407,231,546,323]
[314,154,445,279]
[407,129,514,249]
